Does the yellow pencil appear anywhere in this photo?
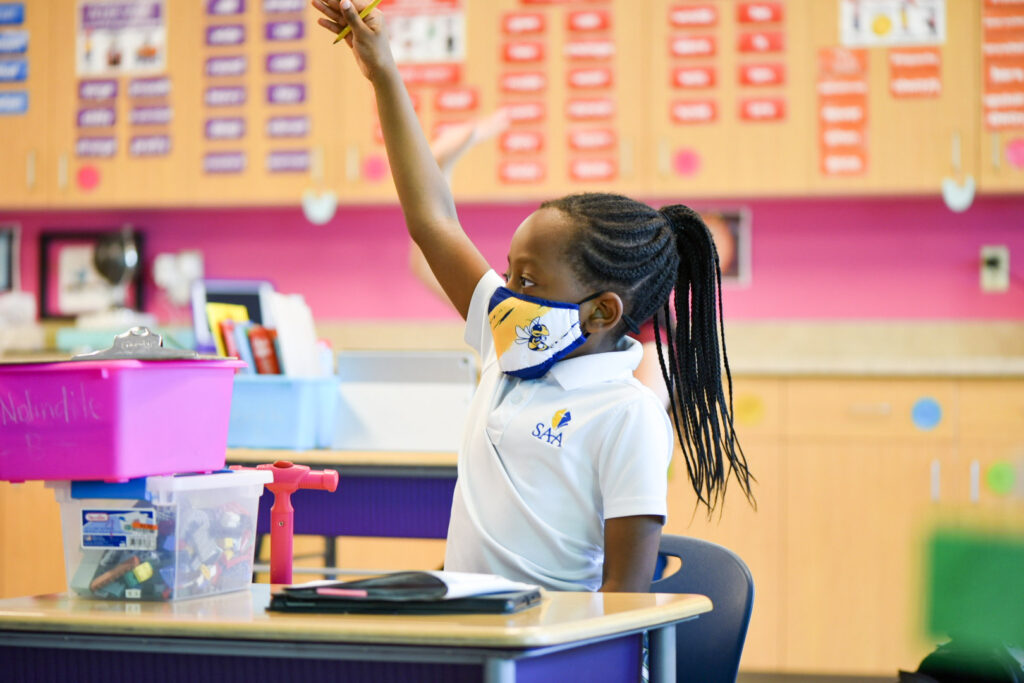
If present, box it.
[333,0,383,44]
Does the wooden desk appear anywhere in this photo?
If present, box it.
[0,585,712,683]
[226,449,458,539]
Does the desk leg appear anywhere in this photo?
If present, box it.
[649,625,676,683]
[484,656,515,683]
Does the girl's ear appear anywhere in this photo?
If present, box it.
[582,292,624,333]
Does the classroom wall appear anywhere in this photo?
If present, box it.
[3,194,1023,323]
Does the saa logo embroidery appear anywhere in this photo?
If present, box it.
[532,409,571,447]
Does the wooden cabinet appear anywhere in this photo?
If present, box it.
[0,1,51,208]
[804,0,982,195]
[646,0,814,197]
[954,380,1024,524]
[0,482,65,599]
[666,378,785,671]
[779,379,957,675]
[782,440,952,675]
[187,3,342,207]
[41,0,203,207]
[1,0,1017,209]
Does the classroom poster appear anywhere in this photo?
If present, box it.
[817,47,869,176]
[77,0,167,76]
[839,0,945,48]
[981,0,1024,137]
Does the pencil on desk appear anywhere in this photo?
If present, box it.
[334,0,383,44]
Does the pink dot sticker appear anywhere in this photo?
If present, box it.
[1006,138,1024,170]
[673,148,701,176]
[77,165,100,191]
[362,154,389,183]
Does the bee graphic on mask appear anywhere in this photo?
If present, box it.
[515,318,550,352]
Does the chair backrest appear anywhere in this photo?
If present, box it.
[651,534,755,683]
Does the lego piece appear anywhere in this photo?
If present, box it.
[90,556,141,592]
[133,561,154,583]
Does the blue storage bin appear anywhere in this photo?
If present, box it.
[227,376,339,450]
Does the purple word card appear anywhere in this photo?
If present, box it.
[79,79,118,101]
[205,85,246,107]
[130,134,171,157]
[205,117,246,140]
[206,55,247,78]
[131,105,173,126]
[267,149,310,173]
[204,151,246,174]
[206,24,245,46]
[266,83,305,105]
[265,52,305,74]
[128,76,171,99]
[76,136,117,158]
[266,115,309,138]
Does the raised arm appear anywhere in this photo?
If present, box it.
[313,0,489,318]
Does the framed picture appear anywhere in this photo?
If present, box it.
[0,223,18,292]
[699,208,751,287]
[38,230,145,319]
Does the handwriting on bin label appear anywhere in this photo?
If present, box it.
[0,384,102,426]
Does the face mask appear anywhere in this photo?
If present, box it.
[487,287,599,379]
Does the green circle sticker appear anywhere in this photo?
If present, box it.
[985,462,1016,497]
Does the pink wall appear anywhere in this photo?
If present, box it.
[3,195,1022,322]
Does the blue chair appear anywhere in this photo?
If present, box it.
[651,534,755,683]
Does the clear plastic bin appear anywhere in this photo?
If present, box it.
[51,469,272,601]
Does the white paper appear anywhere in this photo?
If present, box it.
[839,0,945,48]
[425,571,540,599]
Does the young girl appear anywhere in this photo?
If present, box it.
[313,0,753,593]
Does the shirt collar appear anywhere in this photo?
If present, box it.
[546,335,643,391]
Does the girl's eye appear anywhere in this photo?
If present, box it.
[501,272,510,283]
[520,277,536,288]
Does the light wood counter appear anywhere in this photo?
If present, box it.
[227,449,457,470]
[0,585,711,649]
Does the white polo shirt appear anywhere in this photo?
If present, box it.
[444,270,672,592]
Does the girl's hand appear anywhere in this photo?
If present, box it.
[312,0,393,81]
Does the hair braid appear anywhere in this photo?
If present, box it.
[541,193,754,514]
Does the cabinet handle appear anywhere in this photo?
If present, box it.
[345,144,359,183]
[312,145,325,183]
[846,402,892,417]
[969,459,980,503]
[620,137,633,180]
[930,459,941,502]
[657,138,670,177]
[950,130,962,175]
[991,133,1001,171]
[26,150,36,190]
[57,153,69,191]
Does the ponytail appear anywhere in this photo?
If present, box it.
[654,205,753,512]
[542,192,754,513]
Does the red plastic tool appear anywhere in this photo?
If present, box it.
[230,460,338,584]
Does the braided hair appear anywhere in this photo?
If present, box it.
[540,193,754,513]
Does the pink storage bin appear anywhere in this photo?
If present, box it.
[0,358,244,482]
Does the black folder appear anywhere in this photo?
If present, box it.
[268,571,543,615]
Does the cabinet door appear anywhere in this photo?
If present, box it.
[46,0,203,206]
[806,0,981,195]
[0,1,51,208]
[978,0,1024,194]
[669,437,784,672]
[782,441,953,675]
[666,378,784,671]
[647,0,814,197]
[0,482,65,599]
[334,1,647,205]
[190,3,339,207]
